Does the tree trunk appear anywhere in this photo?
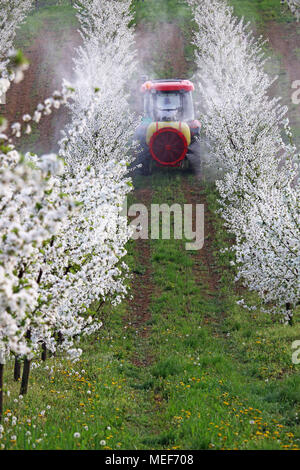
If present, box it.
[14,357,21,381]
[20,359,31,396]
[57,331,63,345]
[286,303,293,326]
[41,343,47,362]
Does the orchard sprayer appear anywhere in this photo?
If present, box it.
[134,79,201,175]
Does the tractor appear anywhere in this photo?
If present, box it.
[134,79,201,175]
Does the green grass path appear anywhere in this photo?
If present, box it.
[1,0,300,451]
[3,171,300,450]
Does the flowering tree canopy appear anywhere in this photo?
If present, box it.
[0,0,33,91]
[0,0,137,369]
[286,0,300,21]
[189,0,300,321]
[60,0,137,170]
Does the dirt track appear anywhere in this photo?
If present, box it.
[136,22,188,78]
[2,23,81,154]
[264,21,300,139]
[267,22,300,86]
[128,187,154,368]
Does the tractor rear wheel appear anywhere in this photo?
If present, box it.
[141,155,152,176]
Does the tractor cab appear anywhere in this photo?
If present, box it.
[142,79,195,122]
[135,79,200,173]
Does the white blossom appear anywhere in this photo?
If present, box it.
[190,0,300,321]
[286,0,300,20]
[0,1,33,83]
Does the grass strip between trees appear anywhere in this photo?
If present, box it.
[1,171,300,450]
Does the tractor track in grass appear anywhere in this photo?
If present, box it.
[128,186,155,368]
[182,178,219,294]
[181,176,228,336]
[125,168,227,443]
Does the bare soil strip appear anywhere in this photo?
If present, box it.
[267,22,300,86]
[183,179,219,293]
[181,176,228,336]
[263,21,300,135]
[128,187,155,368]
[136,22,188,78]
[2,24,81,154]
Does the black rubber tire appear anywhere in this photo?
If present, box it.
[187,140,201,174]
[181,158,191,171]
[141,155,152,176]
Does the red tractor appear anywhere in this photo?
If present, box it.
[134,79,201,175]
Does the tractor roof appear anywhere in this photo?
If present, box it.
[141,79,194,93]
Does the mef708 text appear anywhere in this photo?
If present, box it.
[149,454,194,465]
